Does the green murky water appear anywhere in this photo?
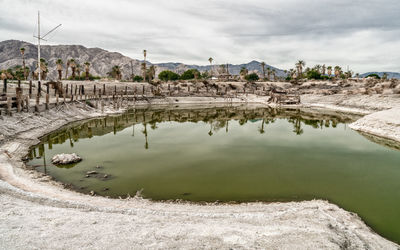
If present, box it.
[28,105,400,243]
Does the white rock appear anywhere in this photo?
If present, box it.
[51,153,82,165]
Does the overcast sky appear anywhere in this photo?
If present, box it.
[1,0,399,73]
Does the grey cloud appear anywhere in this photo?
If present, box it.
[1,0,399,72]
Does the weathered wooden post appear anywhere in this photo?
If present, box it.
[93,85,96,96]
[45,93,49,110]
[25,96,30,112]
[29,80,32,98]
[3,79,7,94]
[125,86,128,96]
[102,84,106,95]
[35,94,40,112]
[7,97,11,116]
[46,82,49,94]
[56,93,59,106]
[114,85,117,96]
[74,85,77,96]
[16,86,22,112]
[65,84,69,97]
[38,81,41,96]
[142,85,145,95]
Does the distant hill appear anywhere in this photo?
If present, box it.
[360,72,400,79]
[0,40,286,80]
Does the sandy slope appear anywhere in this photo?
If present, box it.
[0,95,399,249]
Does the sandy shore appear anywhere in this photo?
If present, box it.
[0,92,399,249]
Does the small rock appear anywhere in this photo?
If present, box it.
[85,175,90,178]
[89,190,95,196]
[86,171,97,175]
[103,174,108,178]
[51,153,82,165]
[95,165,102,169]
[103,188,109,191]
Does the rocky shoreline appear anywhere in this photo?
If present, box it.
[0,91,399,249]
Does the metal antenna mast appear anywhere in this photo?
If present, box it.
[33,11,62,83]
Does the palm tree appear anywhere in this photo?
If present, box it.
[76,64,81,79]
[327,66,332,76]
[239,67,248,80]
[147,65,156,81]
[70,59,76,79]
[272,69,277,81]
[56,59,63,80]
[334,66,342,78]
[40,58,49,80]
[84,62,90,80]
[141,62,146,82]
[315,64,322,74]
[110,65,122,80]
[261,62,266,80]
[65,59,70,79]
[295,60,306,78]
[266,67,271,80]
[208,57,213,77]
[20,47,27,80]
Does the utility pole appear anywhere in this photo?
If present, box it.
[34,10,62,84]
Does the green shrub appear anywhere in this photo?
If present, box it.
[180,69,200,80]
[158,70,180,81]
[133,75,143,82]
[245,73,259,82]
[366,74,381,79]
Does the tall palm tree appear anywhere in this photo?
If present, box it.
[239,67,248,80]
[65,59,70,79]
[56,59,63,80]
[261,62,266,80]
[76,63,81,79]
[70,59,76,79]
[327,66,332,76]
[272,69,277,81]
[84,62,90,80]
[147,65,156,81]
[20,47,27,80]
[208,57,213,77]
[295,60,306,78]
[39,58,48,80]
[334,66,342,78]
[266,67,271,80]
[143,50,147,81]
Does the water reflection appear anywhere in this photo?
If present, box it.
[29,106,360,160]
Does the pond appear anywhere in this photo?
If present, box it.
[27,105,400,243]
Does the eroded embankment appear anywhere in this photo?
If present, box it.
[0,96,399,249]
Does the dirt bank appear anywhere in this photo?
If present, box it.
[0,94,399,249]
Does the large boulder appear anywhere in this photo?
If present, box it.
[51,153,82,165]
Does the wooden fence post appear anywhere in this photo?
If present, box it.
[3,79,7,94]
[29,80,32,98]
[35,94,39,112]
[45,94,49,110]
[25,96,30,112]
[7,97,11,116]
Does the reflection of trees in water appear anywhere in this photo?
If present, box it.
[29,107,357,159]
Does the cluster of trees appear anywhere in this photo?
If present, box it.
[157,69,205,81]
[286,61,356,81]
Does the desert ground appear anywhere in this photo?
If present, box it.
[0,79,400,249]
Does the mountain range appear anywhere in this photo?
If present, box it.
[1,40,399,80]
[0,40,286,80]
